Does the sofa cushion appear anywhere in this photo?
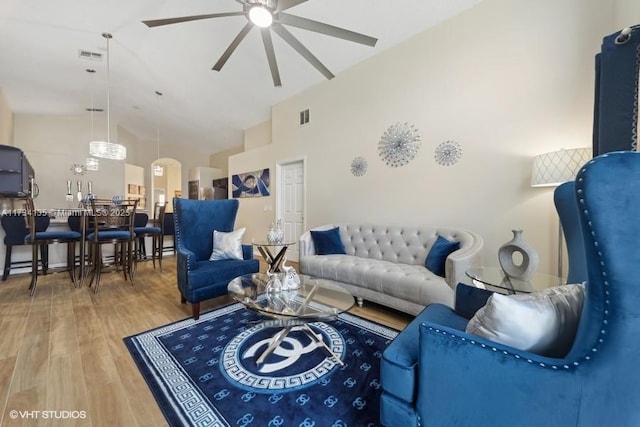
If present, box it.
[425,235,460,277]
[301,255,454,307]
[382,304,468,404]
[466,284,585,357]
[310,227,346,255]
[209,228,245,261]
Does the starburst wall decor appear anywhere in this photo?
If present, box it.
[434,140,463,166]
[350,157,368,177]
[378,122,422,167]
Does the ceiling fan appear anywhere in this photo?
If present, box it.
[142,0,378,87]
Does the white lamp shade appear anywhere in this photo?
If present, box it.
[531,148,592,187]
[90,141,126,160]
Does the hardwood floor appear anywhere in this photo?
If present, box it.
[0,257,413,427]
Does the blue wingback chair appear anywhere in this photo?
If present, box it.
[554,181,588,284]
[173,198,259,320]
[380,151,640,426]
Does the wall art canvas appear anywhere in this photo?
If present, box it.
[232,168,270,198]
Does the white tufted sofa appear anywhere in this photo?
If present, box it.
[299,224,484,315]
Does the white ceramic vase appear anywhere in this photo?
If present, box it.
[498,229,539,281]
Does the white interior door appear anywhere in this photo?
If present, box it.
[278,160,305,262]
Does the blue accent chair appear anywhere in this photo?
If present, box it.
[380,151,640,426]
[173,198,259,320]
[554,181,588,284]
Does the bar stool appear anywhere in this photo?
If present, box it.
[23,198,82,296]
[2,213,49,281]
[162,211,175,254]
[134,202,166,270]
[86,198,138,293]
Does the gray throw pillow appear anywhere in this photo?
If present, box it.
[465,284,585,358]
[209,228,246,261]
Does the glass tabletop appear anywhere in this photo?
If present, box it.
[228,273,354,320]
[465,266,565,294]
[251,240,296,247]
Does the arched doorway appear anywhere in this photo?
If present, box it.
[151,158,182,212]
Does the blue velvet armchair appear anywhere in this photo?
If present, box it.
[173,198,259,320]
[554,181,588,284]
[381,151,640,426]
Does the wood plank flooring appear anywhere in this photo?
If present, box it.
[0,257,413,427]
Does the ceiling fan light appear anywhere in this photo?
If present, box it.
[249,6,272,28]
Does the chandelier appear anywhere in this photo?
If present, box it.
[89,33,126,160]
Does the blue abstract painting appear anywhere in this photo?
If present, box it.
[232,168,270,198]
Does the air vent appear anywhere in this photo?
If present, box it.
[299,109,310,126]
[78,50,103,61]
[85,108,103,112]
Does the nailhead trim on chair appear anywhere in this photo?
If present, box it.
[424,155,613,370]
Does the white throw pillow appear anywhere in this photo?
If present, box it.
[209,228,246,261]
[465,284,585,358]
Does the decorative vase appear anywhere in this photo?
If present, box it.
[265,271,282,293]
[267,223,278,244]
[274,219,284,244]
[498,229,539,281]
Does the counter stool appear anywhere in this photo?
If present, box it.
[2,213,50,281]
[23,198,82,296]
[86,198,138,293]
[134,202,166,270]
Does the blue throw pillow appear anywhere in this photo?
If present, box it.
[425,235,460,277]
[310,227,346,255]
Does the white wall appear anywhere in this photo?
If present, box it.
[0,89,13,146]
[231,0,617,275]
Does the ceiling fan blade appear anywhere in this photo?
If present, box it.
[278,13,377,47]
[213,22,254,71]
[276,0,309,13]
[142,12,245,28]
[260,28,282,87]
[271,23,334,80]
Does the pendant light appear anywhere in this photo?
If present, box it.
[89,32,127,160]
[153,91,164,177]
[85,69,99,171]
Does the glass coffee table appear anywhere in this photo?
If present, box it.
[465,266,564,294]
[228,272,354,366]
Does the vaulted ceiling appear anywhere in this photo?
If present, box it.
[0,0,482,154]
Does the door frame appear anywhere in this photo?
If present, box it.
[275,156,307,260]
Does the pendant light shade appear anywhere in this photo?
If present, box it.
[89,33,126,160]
[153,91,164,176]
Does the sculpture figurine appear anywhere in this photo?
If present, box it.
[281,257,300,290]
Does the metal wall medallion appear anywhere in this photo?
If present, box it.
[378,122,422,167]
[350,157,368,176]
[434,140,463,166]
[71,163,87,175]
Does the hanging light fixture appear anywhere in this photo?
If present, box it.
[85,69,100,171]
[89,32,126,160]
[153,91,164,177]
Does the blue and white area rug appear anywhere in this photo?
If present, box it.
[124,302,398,426]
